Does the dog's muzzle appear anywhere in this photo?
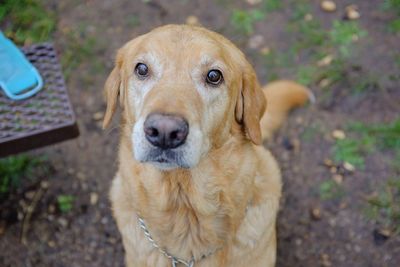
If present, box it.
[144,113,189,150]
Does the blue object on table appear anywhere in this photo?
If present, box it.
[0,32,43,100]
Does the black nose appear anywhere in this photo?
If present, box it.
[144,113,189,149]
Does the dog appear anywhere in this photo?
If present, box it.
[103,24,312,267]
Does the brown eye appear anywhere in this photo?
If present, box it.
[135,63,149,78]
[206,70,223,85]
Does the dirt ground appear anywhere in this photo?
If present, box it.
[1,0,399,266]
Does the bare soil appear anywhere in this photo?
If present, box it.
[0,0,399,266]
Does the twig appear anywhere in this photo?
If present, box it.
[20,181,49,245]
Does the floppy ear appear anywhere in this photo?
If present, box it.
[235,63,266,145]
[102,51,124,129]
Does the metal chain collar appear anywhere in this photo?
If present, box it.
[138,216,218,267]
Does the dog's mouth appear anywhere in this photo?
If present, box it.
[143,148,190,169]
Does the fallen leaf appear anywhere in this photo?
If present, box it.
[332,129,346,140]
[186,15,200,26]
[248,35,264,49]
[310,207,322,220]
[332,174,343,184]
[343,162,355,172]
[321,1,337,12]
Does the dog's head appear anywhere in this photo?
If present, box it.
[103,25,266,170]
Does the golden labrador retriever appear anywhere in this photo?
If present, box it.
[103,25,311,267]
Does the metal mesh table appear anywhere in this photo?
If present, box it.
[0,43,79,157]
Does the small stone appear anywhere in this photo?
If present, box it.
[67,168,75,175]
[343,162,355,172]
[108,237,117,244]
[321,253,332,266]
[330,166,337,174]
[317,55,334,67]
[319,78,332,88]
[310,207,322,220]
[321,1,336,12]
[25,191,36,200]
[248,35,264,50]
[323,159,334,167]
[77,172,86,180]
[101,217,109,224]
[48,240,56,248]
[352,34,360,42]
[90,192,99,205]
[332,129,346,140]
[332,174,343,184]
[58,218,68,228]
[246,0,262,5]
[378,228,391,238]
[321,0,336,12]
[345,5,360,20]
[93,111,103,121]
[260,46,271,55]
[48,204,56,214]
[304,13,313,21]
[295,117,304,124]
[186,15,200,26]
[41,180,49,189]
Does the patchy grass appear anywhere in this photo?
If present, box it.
[300,123,323,142]
[262,0,368,91]
[333,138,373,168]
[61,28,107,81]
[0,0,56,45]
[0,154,49,196]
[57,194,75,213]
[319,180,344,200]
[126,14,141,28]
[263,0,282,12]
[333,119,400,168]
[230,9,265,35]
[329,20,367,58]
[382,0,400,32]
[365,178,400,234]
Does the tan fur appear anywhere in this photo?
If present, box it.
[104,25,310,267]
[261,80,312,140]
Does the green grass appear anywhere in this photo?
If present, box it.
[319,180,344,200]
[263,0,282,12]
[333,119,400,168]
[230,9,265,35]
[0,154,48,195]
[57,194,75,213]
[383,0,400,32]
[0,0,56,45]
[126,15,141,28]
[365,178,400,234]
[61,29,106,81]
[329,21,367,58]
[262,0,368,90]
[300,123,323,142]
[333,138,373,168]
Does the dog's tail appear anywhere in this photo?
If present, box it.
[260,80,315,140]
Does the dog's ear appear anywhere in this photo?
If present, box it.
[103,50,124,129]
[235,62,266,145]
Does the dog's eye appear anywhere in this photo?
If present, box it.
[135,63,149,78]
[206,70,223,85]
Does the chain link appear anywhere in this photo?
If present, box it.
[138,217,195,267]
